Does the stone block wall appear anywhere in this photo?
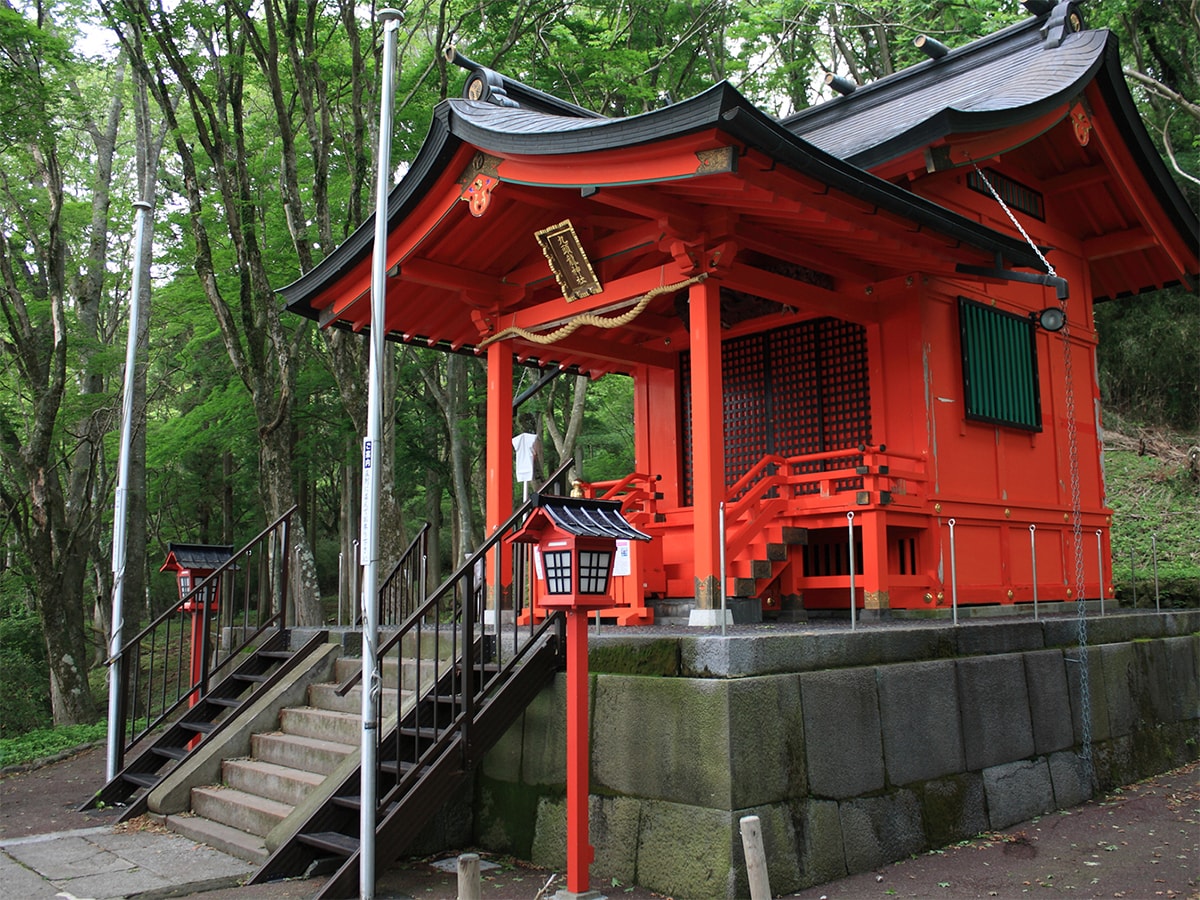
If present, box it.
[472,612,1198,898]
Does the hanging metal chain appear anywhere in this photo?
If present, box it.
[971,163,1058,277]
[972,161,1093,781]
[1061,314,1094,782]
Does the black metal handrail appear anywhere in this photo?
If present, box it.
[336,458,575,803]
[110,506,296,770]
[378,522,430,626]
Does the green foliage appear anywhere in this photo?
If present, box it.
[1095,288,1200,432]
[0,721,109,769]
[1106,439,1200,606]
[578,375,637,483]
[0,572,50,737]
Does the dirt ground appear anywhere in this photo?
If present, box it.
[2,744,1196,899]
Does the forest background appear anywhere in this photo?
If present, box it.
[0,0,1196,736]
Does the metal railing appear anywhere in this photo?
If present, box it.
[339,459,576,795]
[378,523,430,626]
[110,507,295,770]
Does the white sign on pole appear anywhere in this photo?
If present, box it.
[360,437,373,551]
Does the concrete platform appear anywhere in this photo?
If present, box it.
[0,824,255,899]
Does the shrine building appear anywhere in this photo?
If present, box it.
[281,1,1198,624]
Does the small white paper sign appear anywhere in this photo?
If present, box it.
[613,539,631,577]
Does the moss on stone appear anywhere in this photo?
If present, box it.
[589,639,680,676]
[917,774,986,847]
[474,775,551,857]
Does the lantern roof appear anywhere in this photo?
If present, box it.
[525,494,651,543]
[160,543,234,574]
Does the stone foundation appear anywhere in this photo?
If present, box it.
[470,611,1199,898]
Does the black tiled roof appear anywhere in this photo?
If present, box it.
[534,495,651,542]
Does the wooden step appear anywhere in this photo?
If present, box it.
[297,830,359,857]
[121,772,160,789]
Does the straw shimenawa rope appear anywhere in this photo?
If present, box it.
[479,272,708,347]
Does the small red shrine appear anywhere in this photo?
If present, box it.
[282,2,1197,622]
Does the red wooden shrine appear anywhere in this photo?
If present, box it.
[283,2,1197,623]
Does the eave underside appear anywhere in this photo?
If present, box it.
[292,132,1033,377]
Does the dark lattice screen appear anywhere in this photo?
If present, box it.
[681,317,872,506]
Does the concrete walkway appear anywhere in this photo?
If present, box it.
[0,823,255,900]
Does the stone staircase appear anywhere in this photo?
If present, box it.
[160,655,412,863]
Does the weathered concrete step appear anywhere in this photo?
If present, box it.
[308,681,404,716]
[333,656,441,685]
[163,810,268,864]
[191,785,291,838]
[251,731,355,775]
[222,757,324,807]
[280,705,361,745]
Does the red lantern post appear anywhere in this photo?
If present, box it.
[508,495,650,897]
[160,544,232,706]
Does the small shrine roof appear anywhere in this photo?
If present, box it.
[160,543,234,573]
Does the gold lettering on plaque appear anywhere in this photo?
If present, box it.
[534,220,602,301]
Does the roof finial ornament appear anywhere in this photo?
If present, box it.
[824,73,857,96]
[1040,2,1086,48]
[914,34,950,60]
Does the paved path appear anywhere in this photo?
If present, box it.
[2,746,1196,899]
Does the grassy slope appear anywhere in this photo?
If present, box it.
[1103,417,1199,606]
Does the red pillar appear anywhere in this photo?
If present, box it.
[486,341,514,609]
[688,278,724,608]
[860,510,890,612]
[565,609,594,894]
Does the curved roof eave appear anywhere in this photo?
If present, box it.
[277,109,464,310]
[280,82,1046,314]
[785,25,1110,168]
[1092,44,1200,256]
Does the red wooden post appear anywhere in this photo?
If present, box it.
[486,341,514,612]
[687,278,725,609]
[564,608,593,894]
[860,510,890,613]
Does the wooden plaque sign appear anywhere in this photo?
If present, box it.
[534,219,602,301]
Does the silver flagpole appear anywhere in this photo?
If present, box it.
[361,9,403,898]
[106,199,153,782]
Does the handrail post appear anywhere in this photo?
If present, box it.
[719,501,727,637]
[1029,524,1039,621]
[463,560,476,755]
[279,513,292,629]
[847,511,856,631]
[199,579,214,700]
[1152,534,1160,612]
[1095,530,1104,616]
[948,518,958,626]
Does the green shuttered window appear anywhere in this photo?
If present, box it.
[958,297,1042,431]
